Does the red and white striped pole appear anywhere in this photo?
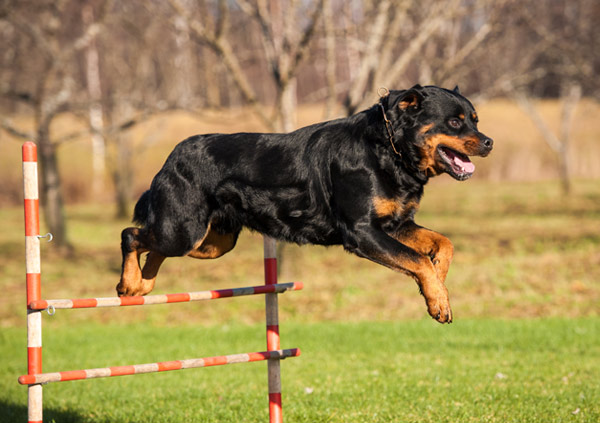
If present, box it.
[23,142,43,423]
[264,237,282,423]
[18,348,300,385]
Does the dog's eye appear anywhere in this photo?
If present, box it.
[448,118,463,129]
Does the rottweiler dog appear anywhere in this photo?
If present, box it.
[116,85,493,323]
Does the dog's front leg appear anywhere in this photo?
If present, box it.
[390,221,454,285]
[345,228,452,323]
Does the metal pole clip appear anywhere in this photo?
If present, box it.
[37,233,53,243]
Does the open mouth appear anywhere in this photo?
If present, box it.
[437,145,475,180]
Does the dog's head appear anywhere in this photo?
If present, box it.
[385,85,493,181]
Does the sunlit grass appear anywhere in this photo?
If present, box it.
[1,319,599,422]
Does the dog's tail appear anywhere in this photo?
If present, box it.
[132,190,151,226]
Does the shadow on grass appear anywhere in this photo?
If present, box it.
[0,399,87,423]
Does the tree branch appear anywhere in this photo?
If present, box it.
[344,0,391,114]
[289,0,324,79]
[169,0,275,130]
[0,118,35,141]
[512,92,563,153]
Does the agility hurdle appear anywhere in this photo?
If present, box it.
[19,142,302,423]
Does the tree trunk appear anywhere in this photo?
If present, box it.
[323,0,337,119]
[37,123,72,252]
[278,79,297,132]
[557,84,582,196]
[111,133,134,219]
[82,4,106,197]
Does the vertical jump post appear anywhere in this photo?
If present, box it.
[23,141,43,423]
[264,237,282,423]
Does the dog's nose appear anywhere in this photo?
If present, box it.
[483,138,493,149]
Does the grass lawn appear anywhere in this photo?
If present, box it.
[1,318,598,422]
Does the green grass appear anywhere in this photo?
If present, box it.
[1,319,598,422]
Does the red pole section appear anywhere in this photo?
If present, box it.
[264,237,282,423]
[23,142,43,423]
[18,348,300,385]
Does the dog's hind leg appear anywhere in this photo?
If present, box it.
[116,227,159,297]
[187,222,239,260]
[137,251,166,296]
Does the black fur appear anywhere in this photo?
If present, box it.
[120,85,493,322]
[134,85,489,256]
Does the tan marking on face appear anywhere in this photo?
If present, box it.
[419,134,481,175]
[419,123,434,135]
[472,112,478,121]
[458,113,465,120]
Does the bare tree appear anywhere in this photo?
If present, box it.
[236,0,324,131]
[1,0,113,251]
[512,84,581,195]
[168,0,276,129]
[82,2,107,197]
[494,0,594,194]
[322,0,337,118]
[169,0,324,132]
[340,0,516,114]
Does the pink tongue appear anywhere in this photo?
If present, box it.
[453,155,475,173]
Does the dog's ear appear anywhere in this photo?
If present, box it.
[453,85,461,94]
[398,85,424,112]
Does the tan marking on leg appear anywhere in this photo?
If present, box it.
[372,197,420,219]
[392,225,454,283]
[117,248,148,297]
[187,224,236,259]
[138,252,166,296]
[372,197,402,218]
[371,248,452,323]
[388,224,454,323]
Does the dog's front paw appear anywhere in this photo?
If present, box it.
[425,293,453,324]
